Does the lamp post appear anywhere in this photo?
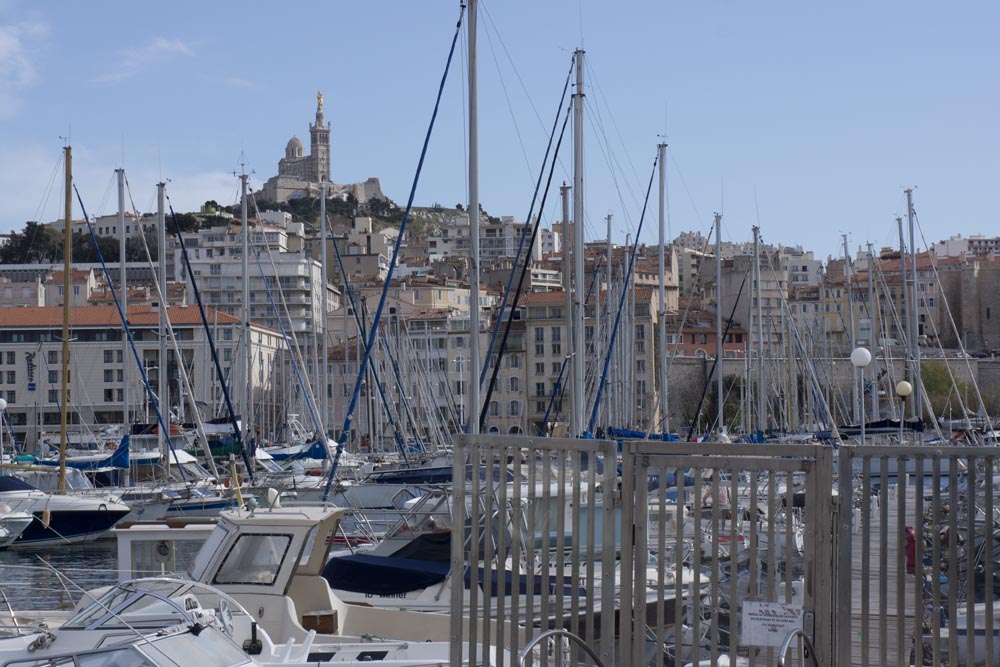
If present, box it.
[851,347,872,445]
[896,380,913,445]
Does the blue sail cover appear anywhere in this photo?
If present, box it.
[35,436,130,470]
[268,439,328,462]
[608,427,680,441]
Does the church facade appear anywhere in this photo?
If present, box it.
[259,92,385,204]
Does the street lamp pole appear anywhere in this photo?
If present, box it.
[851,347,872,445]
[896,380,913,445]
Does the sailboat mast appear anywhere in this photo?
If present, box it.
[606,212,612,428]
[657,143,668,434]
[753,226,764,433]
[844,234,857,423]
[467,0,480,436]
[906,188,922,429]
[58,146,71,495]
[117,169,129,429]
[714,213,723,435]
[157,182,168,472]
[561,183,572,432]
[240,172,252,451]
[897,216,910,420]
[572,48,586,437]
[320,185,329,437]
[867,243,879,420]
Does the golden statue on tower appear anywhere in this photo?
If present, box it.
[317,91,324,113]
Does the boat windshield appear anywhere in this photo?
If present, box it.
[63,580,194,630]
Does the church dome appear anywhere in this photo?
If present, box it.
[285,135,304,159]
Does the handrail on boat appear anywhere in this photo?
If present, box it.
[517,629,606,667]
[778,628,820,667]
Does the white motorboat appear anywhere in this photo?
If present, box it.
[0,475,130,548]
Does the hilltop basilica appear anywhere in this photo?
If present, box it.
[259,92,385,204]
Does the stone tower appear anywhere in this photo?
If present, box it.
[309,91,331,183]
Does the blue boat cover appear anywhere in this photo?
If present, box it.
[323,553,450,595]
[35,436,130,470]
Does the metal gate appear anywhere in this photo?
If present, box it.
[836,445,999,667]
[449,433,618,667]
[619,441,835,667]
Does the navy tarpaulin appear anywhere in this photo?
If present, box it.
[323,554,449,595]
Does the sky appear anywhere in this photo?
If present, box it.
[0,1,997,259]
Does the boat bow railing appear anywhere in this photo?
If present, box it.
[517,629,606,667]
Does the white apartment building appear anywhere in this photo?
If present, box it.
[0,305,283,449]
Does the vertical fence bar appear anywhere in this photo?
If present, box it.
[965,457,976,667]
[469,442,481,665]
[539,453,551,667]
[985,454,995,667]
[554,450,566,667]
[837,445,854,667]
[879,458,888,667]
[729,469,739,661]
[568,453,581,665]
[749,469,759,667]
[931,455,941,667]
[633,462,649,667]
[862,455,871,666]
[525,448,537,667]
[674,464,685,667]
[482,447,494,663]
[510,443,523,663]
[767,469,776,667]
[692,471,703,667]
[947,459,958,665]
[585,456,596,648]
[895,457,905,667]
[495,443,509,663]
[912,456,924,666]
[656,463,667,667]
[599,441,615,667]
[618,446,636,667]
[710,469,721,664]
[450,437,467,667]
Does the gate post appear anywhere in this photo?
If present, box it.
[835,445,854,667]
[810,444,836,665]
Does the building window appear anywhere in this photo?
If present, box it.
[585,325,594,341]
[48,351,58,365]
[536,401,547,413]
[509,376,520,392]
[104,350,113,364]
[635,325,645,340]
[48,390,59,403]
[507,356,520,369]
[535,362,544,374]
[4,352,12,365]
[104,389,114,402]
[48,370,57,384]
[551,343,561,356]
[535,344,545,356]
[489,401,500,417]
[551,362,561,374]
[551,326,561,342]
[5,371,13,384]
[508,400,521,417]
[536,382,546,397]
[534,328,545,342]
[104,369,114,383]
[636,359,645,373]
[636,341,645,354]
[455,380,466,396]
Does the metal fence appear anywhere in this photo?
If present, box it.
[836,445,999,667]
[619,441,834,667]
[449,433,618,667]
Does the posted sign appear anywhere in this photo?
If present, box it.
[740,600,803,648]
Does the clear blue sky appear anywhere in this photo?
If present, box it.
[1,1,996,259]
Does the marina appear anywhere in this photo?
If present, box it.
[1,2,999,666]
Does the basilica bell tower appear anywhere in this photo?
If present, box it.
[309,91,331,182]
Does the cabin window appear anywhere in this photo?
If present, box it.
[213,533,291,586]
